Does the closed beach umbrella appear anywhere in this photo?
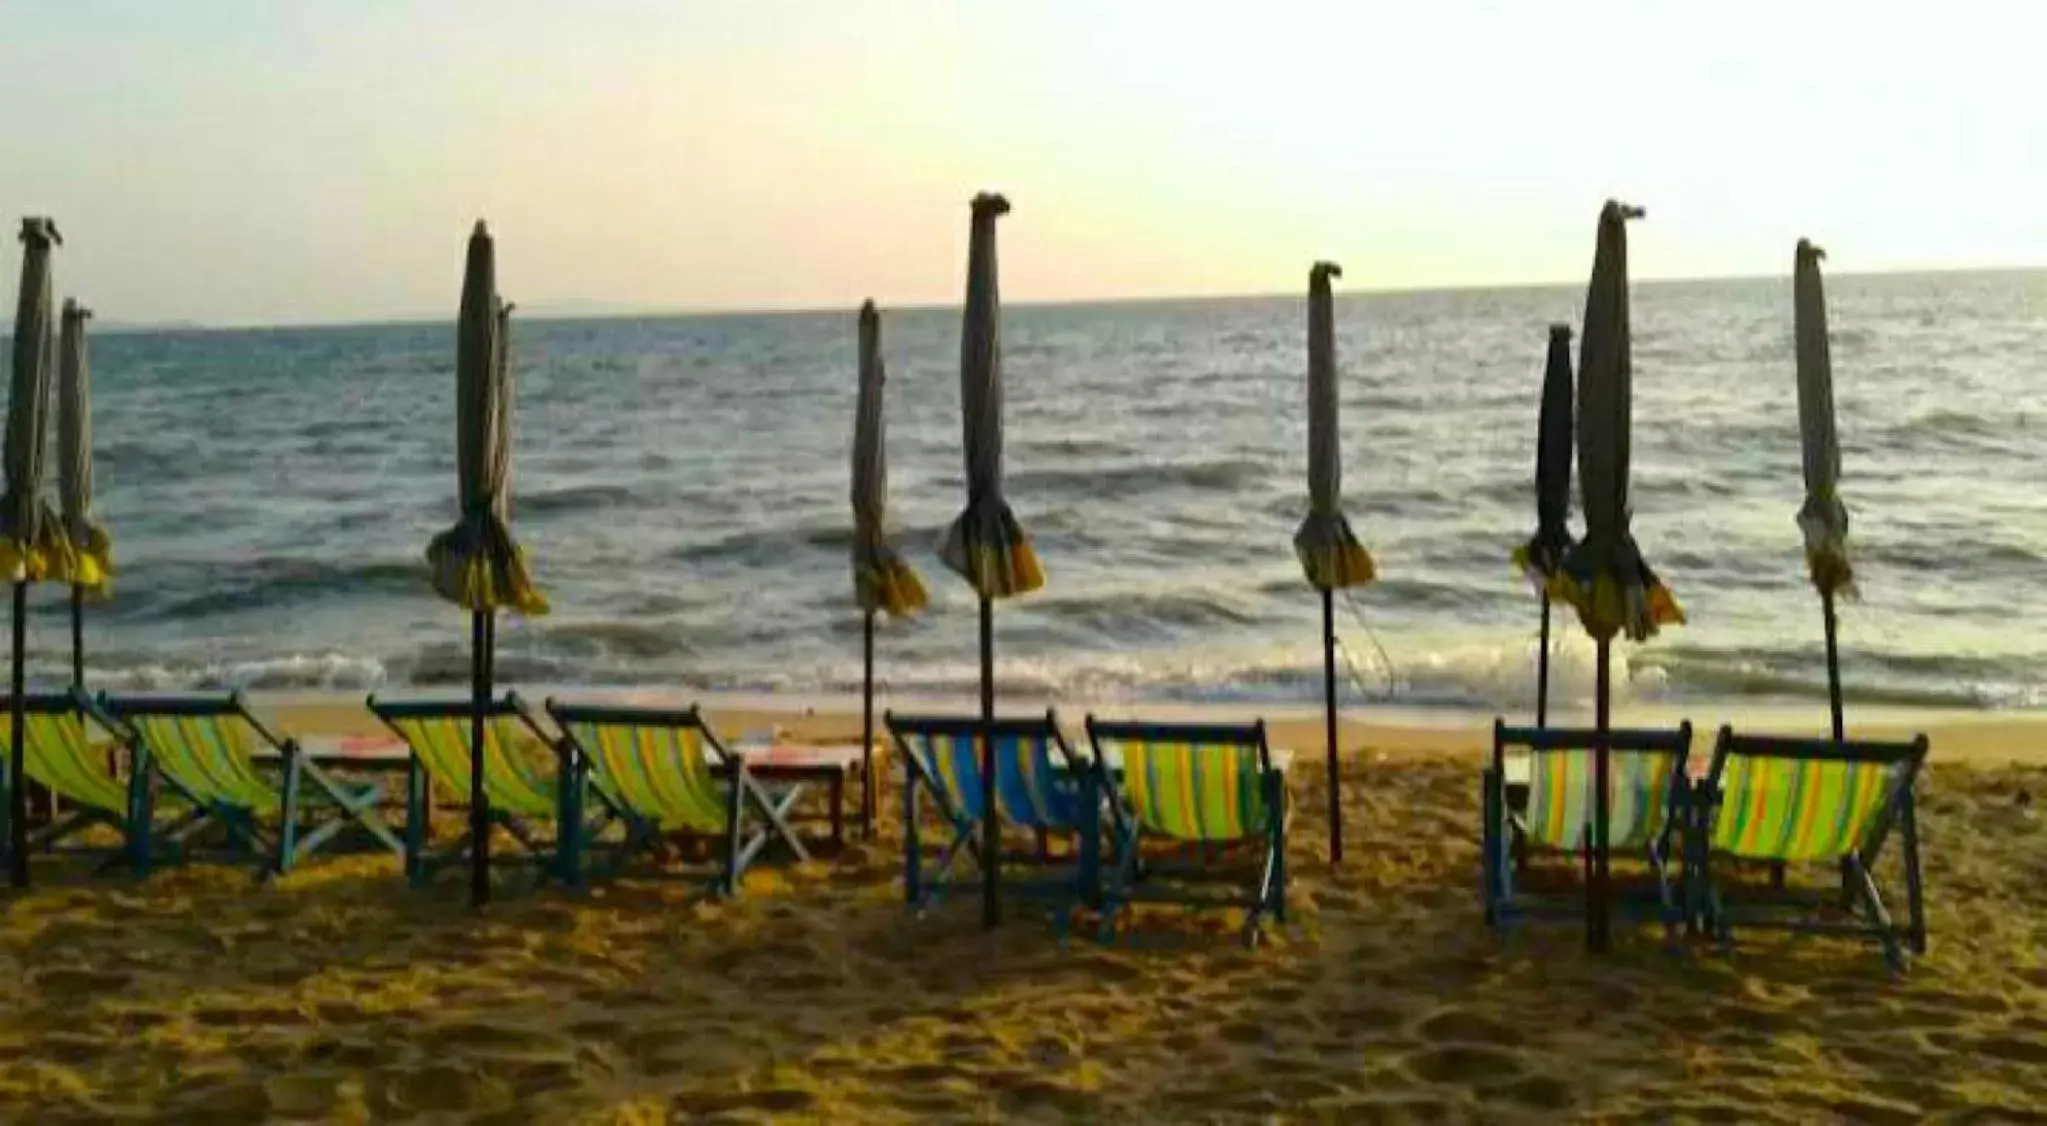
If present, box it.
[1514,325,1576,725]
[424,220,548,907]
[851,299,927,836]
[58,299,111,689]
[1293,261,1374,866]
[1794,238,1851,740]
[5,217,64,887]
[1556,200,1683,951]
[939,192,1042,928]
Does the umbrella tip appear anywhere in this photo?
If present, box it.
[971,192,1011,217]
[1311,261,1343,282]
[471,219,490,238]
[1797,237,1825,263]
[1548,322,1571,341]
[1601,199,1645,222]
[63,299,92,321]
[860,298,877,317]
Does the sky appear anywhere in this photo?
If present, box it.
[2,1,2043,325]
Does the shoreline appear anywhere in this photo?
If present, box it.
[248,687,2047,765]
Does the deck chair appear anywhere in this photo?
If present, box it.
[885,711,1103,918]
[0,692,203,876]
[368,693,598,888]
[100,693,404,877]
[1084,717,1288,947]
[1484,721,1693,935]
[545,700,810,895]
[1691,728,1929,970]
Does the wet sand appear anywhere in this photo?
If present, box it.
[1,697,2043,1122]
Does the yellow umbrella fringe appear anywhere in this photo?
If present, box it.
[427,543,549,615]
[940,501,1045,601]
[1808,546,1855,600]
[1294,510,1375,591]
[856,553,929,618]
[0,517,76,585]
[1548,569,1685,642]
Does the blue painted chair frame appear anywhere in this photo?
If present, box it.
[885,710,1102,920]
[1484,720,1694,937]
[367,692,614,889]
[1690,728,1928,970]
[0,691,204,877]
[545,699,811,896]
[101,691,404,878]
[1083,716,1287,947]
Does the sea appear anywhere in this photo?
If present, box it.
[12,269,2047,718]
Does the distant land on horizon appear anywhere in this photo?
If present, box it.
[17,262,2042,337]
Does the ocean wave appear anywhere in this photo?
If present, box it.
[124,558,426,621]
[1005,458,1270,497]
[515,482,646,515]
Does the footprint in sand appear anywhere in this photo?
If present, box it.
[1412,1007,1524,1049]
[30,967,132,1000]
[1402,1042,1525,1088]
[376,1063,514,1117]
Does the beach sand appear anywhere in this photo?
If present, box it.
[2,699,2044,1122]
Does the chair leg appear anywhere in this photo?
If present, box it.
[405,758,426,886]
[1848,854,1904,970]
[902,762,921,907]
[1481,769,1500,928]
[1900,793,1927,956]
[722,763,745,898]
[275,753,304,876]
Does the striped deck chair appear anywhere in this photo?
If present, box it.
[885,711,1102,918]
[0,692,202,877]
[1084,717,1287,947]
[100,693,403,877]
[1691,728,1929,969]
[368,693,601,889]
[546,700,810,895]
[1483,721,1693,935]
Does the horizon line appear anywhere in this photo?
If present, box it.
[61,260,2045,335]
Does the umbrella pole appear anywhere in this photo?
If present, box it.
[69,585,83,690]
[1323,588,1341,866]
[1589,636,1612,953]
[469,609,491,908]
[979,594,999,928]
[1822,590,1844,742]
[861,608,876,838]
[1536,593,1552,728]
[8,581,26,887]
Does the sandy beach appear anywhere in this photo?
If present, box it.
[0,695,2037,1123]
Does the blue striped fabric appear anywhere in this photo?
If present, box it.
[913,731,1079,830]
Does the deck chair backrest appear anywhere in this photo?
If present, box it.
[1706,729,1928,863]
[102,694,282,812]
[546,701,729,833]
[886,712,1081,830]
[368,695,560,819]
[1086,719,1275,843]
[20,693,129,815]
[1494,722,1693,852]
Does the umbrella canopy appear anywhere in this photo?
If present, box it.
[426,221,547,615]
[1794,238,1852,597]
[1294,261,1375,590]
[940,193,1042,598]
[57,299,110,593]
[2,218,67,584]
[1556,202,1682,641]
[852,300,928,616]
[1515,324,1576,584]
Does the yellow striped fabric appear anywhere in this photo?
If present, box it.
[1119,739,1269,843]
[1712,756,1897,862]
[131,714,279,812]
[23,712,128,813]
[564,721,728,833]
[389,714,558,818]
[1523,749,1679,852]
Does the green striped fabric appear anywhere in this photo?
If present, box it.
[560,720,727,833]
[131,714,279,812]
[23,711,128,814]
[387,713,559,818]
[1711,755,1898,862]
[1524,749,1679,852]
[1115,739,1272,843]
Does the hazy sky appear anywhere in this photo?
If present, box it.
[3,1,2041,324]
